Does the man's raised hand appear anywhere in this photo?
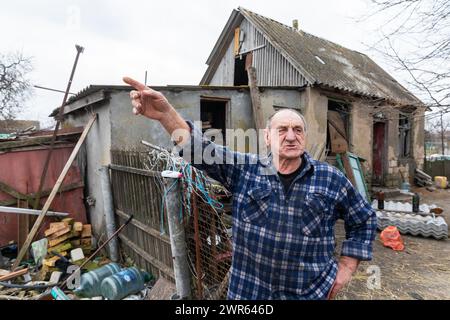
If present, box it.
[123,76,172,121]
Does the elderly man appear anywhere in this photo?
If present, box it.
[123,76,377,300]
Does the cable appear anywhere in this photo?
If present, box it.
[0,281,55,290]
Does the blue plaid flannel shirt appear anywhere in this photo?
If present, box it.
[181,121,377,300]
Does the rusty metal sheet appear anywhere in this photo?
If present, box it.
[0,146,86,246]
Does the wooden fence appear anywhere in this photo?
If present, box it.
[110,150,175,282]
[424,160,450,180]
[109,149,233,299]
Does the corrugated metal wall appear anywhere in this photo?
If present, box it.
[209,18,309,87]
[247,20,308,87]
[0,146,87,246]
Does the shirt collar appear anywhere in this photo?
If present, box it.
[258,151,315,177]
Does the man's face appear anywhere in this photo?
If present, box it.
[265,110,306,161]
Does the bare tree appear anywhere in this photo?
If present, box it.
[0,52,33,120]
[428,112,450,154]
[365,0,450,115]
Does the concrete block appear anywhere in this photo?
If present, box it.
[70,248,85,262]
[49,271,62,284]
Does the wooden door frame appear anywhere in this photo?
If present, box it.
[373,119,388,186]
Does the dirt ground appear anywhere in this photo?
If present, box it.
[335,187,450,300]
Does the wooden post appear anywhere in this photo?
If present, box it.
[246,54,268,156]
[246,68,265,130]
[12,115,97,271]
[191,171,203,299]
[340,153,357,187]
[17,199,30,260]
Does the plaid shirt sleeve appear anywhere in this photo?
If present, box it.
[336,173,377,261]
[179,120,251,193]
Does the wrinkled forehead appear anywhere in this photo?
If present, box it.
[270,110,305,129]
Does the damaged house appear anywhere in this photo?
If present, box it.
[45,8,427,296]
[200,7,426,187]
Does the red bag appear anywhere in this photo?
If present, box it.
[380,226,404,251]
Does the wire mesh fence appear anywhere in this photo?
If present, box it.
[110,146,233,299]
[184,181,233,299]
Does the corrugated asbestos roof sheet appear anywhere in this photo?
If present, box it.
[237,8,423,106]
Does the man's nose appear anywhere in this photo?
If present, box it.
[285,128,296,141]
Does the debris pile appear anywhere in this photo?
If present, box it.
[38,218,92,281]
[414,169,433,187]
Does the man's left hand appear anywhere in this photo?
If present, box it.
[327,256,359,300]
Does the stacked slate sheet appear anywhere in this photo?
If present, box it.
[372,200,448,240]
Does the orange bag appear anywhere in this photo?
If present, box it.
[380,226,404,251]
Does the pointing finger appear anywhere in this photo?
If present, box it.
[123,76,147,91]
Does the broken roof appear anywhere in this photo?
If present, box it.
[49,84,300,117]
[203,7,423,106]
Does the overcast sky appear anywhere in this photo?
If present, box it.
[1,0,390,127]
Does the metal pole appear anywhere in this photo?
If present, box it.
[164,177,191,299]
[0,206,68,217]
[99,166,119,262]
[32,45,84,211]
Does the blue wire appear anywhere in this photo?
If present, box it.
[159,160,224,235]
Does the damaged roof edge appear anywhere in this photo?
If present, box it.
[316,83,426,109]
[49,84,307,118]
[200,9,243,85]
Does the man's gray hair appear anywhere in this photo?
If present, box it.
[266,108,308,133]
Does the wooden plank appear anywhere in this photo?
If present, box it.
[109,164,160,178]
[328,123,348,154]
[340,153,357,187]
[0,181,83,207]
[17,200,30,260]
[0,181,31,202]
[73,222,83,232]
[234,27,240,56]
[63,90,106,116]
[327,111,348,140]
[118,233,174,280]
[47,226,71,240]
[0,268,28,281]
[0,137,68,152]
[116,209,171,245]
[81,224,92,238]
[12,115,97,271]
[48,232,75,247]
[246,66,265,130]
[48,242,72,254]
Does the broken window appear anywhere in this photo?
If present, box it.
[399,113,412,158]
[201,98,228,144]
[234,54,249,86]
[326,99,351,156]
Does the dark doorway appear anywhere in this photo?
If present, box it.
[234,54,248,86]
[373,121,386,185]
[200,99,228,143]
[326,99,351,156]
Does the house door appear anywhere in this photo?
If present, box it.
[373,121,386,185]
